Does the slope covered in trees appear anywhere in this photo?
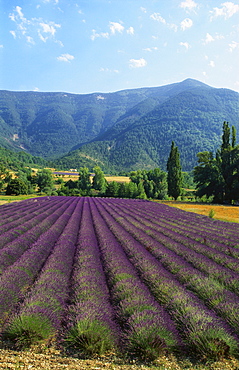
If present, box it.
[55,86,239,172]
[0,146,47,170]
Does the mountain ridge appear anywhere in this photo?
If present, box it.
[0,79,238,172]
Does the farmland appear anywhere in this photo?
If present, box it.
[0,196,239,366]
[162,202,239,224]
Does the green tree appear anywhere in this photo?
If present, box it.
[105,181,119,197]
[136,182,147,199]
[167,142,182,200]
[147,168,167,199]
[36,169,54,193]
[118,182,127,198]
[129,170,146,184]
[17,168,35,194]
[194,122,239,203]
[144,180,155,198]
[125,181,138,198]
[220,121,237,203]
[130,168,167,199]
[92,166,107,193]
[77,167,92,196]
[5,178,29,195]
[0,163,11,191]
[193,151,224,203]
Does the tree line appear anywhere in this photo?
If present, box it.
[194,122,239,204]
[1,122,238,204]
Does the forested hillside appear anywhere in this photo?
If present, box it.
[56,86,239,172]
[0,79,238,172]
[0,147,47,170]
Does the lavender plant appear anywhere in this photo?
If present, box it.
[95,198,239,359]
[3,198,82,347]
[65,199,119,356]
[90,198,182,360]
[0,198,80,324]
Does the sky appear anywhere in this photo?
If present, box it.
[0,0,239,94]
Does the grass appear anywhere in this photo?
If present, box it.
[0,194,41,205]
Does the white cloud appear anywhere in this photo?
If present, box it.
[179,41,190,49]
[26,36,35,44]
[181,18,193,30]
[91,22,133,40]
[215,33,225,40]
[140,7,147,13]
[127,26,134,35]
[0,44,3,48]
[210,2,239,20]
[43,0,59,4]
[143,47,158,52]
[9,6,30,35]
[150,13,178,31]
[203,32,225,44]
[33,87,40,91]
[56,40,64,47]
[209,60,215,67]
[91,29,109,41]
[229,40,239,51]
[100,68,119,73]
[15,6,25,20]
[109,22,124,34]
[9,6,62,44]
[57,53,75,62]
[39,22,61,36]
[204,33,215,44]
[150,13,166,24]
[10,30,17,39]
[169,23,178,32]
[129,58,147,68]
[180,0,198,11]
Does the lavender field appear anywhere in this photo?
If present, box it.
[0,196,239,361]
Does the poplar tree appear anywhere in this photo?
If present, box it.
[220,121,235,202]
[167,141,182,200]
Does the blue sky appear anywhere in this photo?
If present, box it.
[1,0,239,94]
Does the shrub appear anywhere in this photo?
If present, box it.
[65,319,115,356]
[4,314,54,348]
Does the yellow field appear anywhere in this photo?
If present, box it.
[104,176,130,183]
[162,201,239,223]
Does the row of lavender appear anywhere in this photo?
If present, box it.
[0,196,239,360]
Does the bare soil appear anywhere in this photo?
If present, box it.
[1,346,239,370]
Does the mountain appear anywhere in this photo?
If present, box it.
[0,79,238,171]
[0,146,48,171]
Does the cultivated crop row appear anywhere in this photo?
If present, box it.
[0,196,239,361]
